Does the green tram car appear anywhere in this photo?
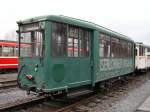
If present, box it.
[17,15,135,95]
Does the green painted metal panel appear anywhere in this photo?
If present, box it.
[96,58,134,82]
[43,21,92,91]
[91,31,99,86]
[52,64,65,82]
[18,57,45,89]
[17,16,135,93]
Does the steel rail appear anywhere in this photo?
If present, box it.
[0,96,46,111]
[0,80,17,89]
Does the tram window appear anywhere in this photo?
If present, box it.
[68,26,78,57]
[143,47,146,56]
[20,31,43,57]
[51,22,90,57]
[139,46,145,56]
[14,47,18,56]
[2,46,14,56]
[128,43,132,57]
[139,46,142,56]
[124,42,128,57]
[118,43,122,57]
[34,32,43,57]
[99,34,110,58]
[120,42,124,57]
[148,48,150,52]
[0,46,2,56]
[52,22,67,57]
[79,29,89,57]
[20,32,32,57]
[111,37,120,58]
[135,48,137,56]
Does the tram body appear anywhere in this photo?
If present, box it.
[135,43,150,71]
[0,41,18,70]
[17,15,135,95]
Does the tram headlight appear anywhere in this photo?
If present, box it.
[26,75,34,80]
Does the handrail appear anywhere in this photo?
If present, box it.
[17,64,25,88]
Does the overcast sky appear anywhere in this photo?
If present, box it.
[0,0,150,44]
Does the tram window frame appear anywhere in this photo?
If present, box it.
[51,22,90,58]
[139,45,145,56]
[0,46,2,56]
[139,46,142,56]
[99,33,111,58]
[79,28,90,57]
[15,47,18,56]
[51,22,67,57]
[20,31,43,57]
[128,42,132,58]
[68,26,79,57]
[2,46,14,56]
[120,40,124,58]
[148,48,150,52]
[111,37,120,58]
[135,48,137,56]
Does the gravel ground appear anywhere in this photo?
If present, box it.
[0,87,19,94]
[0,73,17,82]
[1,72,150,112]
[94,80,150,112]
[73,73,150,112]
[0,88,36,108]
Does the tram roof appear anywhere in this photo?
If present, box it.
[136,42,150,48]
[17,15,134,42]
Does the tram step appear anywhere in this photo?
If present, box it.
[67,89,93,98]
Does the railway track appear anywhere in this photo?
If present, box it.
[54,83,127,112]
[54,94,97,112]
[0,96,46,112]
[0,89,95,112]
[0,73,149,112]
[0,86,128,112]
[0,78,128,112]
[0,81,125,112]
[0,80,17,89]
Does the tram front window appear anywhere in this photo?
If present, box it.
[19,23,43,57]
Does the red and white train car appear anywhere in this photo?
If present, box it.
[0,40,18,70]
[135,42,150,72]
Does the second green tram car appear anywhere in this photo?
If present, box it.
[17,15,135,95]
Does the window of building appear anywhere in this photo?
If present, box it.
[99,34,110,58]
[52,22,67,57]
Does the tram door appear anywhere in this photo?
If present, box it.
[50,22,92,88]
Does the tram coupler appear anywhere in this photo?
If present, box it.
[27,90,30,95]
[26,86,36,95]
